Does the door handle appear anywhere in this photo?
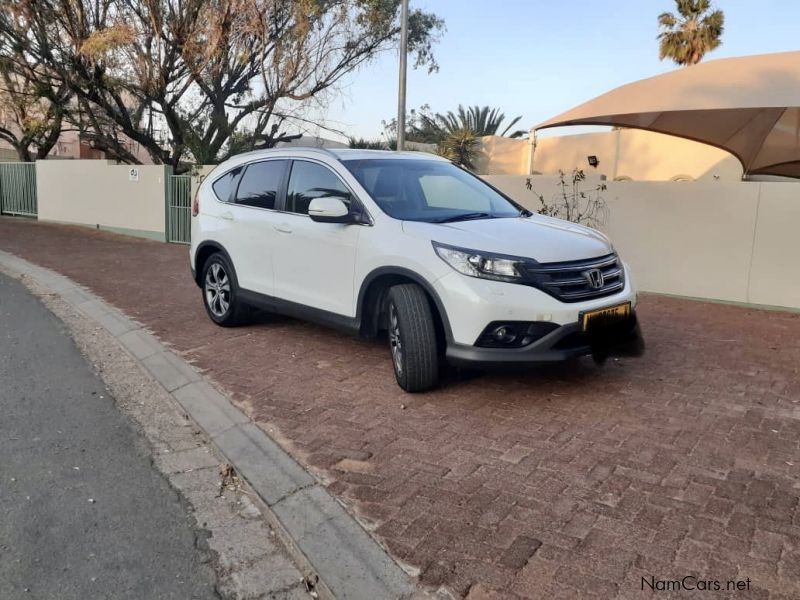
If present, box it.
[219,211,234,221]
[274,223,293,233]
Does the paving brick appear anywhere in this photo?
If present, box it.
[554,566,618,598]
[711,534,752,566]
[499,446,534,464]
[675,481,715,505]
[728,511,757,541]
[614,465,661,485]
[498,536,542,571]
[419,561,452,587]
[704,496,735,521]
[745,478,777,508]
[449,560,517,598]
[749,529,787,563]
[633,503,669,531]
[675,538,713,571]
[560,510,598,539]
[511,556,557,597]
[465,583,507,600]
[4,218,800,599]
[689,516,727,546]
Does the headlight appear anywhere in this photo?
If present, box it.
[433,242,523,282]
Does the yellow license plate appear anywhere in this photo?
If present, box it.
[581,302,632,331]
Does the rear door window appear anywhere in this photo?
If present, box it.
[234,160,287,210]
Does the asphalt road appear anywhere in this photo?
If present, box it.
[0,273,218,599]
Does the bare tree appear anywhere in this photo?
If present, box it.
[0,0,444,168]
[0,53,71,161]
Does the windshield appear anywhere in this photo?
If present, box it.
[342,159,526,223]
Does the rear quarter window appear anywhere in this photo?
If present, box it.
[211,168,241,202]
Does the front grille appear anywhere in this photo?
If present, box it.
[520,253,625,303]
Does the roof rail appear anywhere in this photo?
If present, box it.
[233,145,341,161]
[296,146,340,159]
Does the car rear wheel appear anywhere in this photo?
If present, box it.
[202,253,249,326]
[386,284,439,392]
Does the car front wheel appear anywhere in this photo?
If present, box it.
[386,284,439,392]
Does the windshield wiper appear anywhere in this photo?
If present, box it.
[434,212,492,224]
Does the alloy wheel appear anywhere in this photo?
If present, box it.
[388,303,403,375]
[205,262,231,318]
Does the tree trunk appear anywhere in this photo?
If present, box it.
[16,144,33,163]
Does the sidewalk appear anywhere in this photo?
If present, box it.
[1,217,799,599]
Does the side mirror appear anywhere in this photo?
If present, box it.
[308,197,354,223]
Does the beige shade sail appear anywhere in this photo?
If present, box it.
[535,51,800,178]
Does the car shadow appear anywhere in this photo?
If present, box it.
[241,308,641,395]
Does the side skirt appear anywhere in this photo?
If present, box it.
[238,289,361,336]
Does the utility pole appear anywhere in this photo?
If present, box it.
[396,0,409,151]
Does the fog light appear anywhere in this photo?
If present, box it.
[493,326,517,344]
[476,321,560,348]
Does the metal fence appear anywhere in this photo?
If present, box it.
[166,174,192,244]
[0,162,37,217]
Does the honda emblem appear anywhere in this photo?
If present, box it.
[584,268,604,289]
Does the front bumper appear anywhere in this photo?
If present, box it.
[445,313,644,368]
[432,265,639,346]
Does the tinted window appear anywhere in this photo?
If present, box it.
[211,167,241,202]
[343,159,523,223]
[286,161,350,215]
[235,161,286,210]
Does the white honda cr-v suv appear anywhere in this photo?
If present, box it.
[190,148,643,392]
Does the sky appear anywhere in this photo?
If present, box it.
[311,0,800,141]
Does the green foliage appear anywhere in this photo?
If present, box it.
[385,103,525,145]
[658,0,724,66]
[348,137,388,150]
[525,170,608,228]
[407,7,447,73]
[226,129,261,157]
[435,128,480,170]
[430,105,525,138]
[355,1,445,72]
[382,104,440,144]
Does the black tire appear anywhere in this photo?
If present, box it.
[201,253,250,326]
[386,284,439,392]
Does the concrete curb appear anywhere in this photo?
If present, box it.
[0,250,418,600]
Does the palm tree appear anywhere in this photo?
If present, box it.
[347,137,387,150]
[435,128,480,170]
[420,105,525,139]
[658,0,724,67]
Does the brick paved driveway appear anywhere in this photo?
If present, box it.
[2,217,799,599]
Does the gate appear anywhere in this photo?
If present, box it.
[0,162,37,217]
[166,173,192,244]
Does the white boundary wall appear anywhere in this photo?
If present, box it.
[486,175,800,311]
[475,130,744,181]
[36,160,167,239]
[22,161,800,310]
